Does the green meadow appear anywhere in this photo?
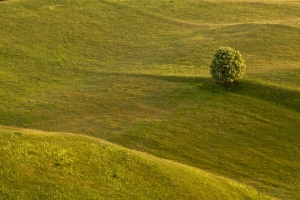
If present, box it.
[0,0,300,199]
[0,126,273,199]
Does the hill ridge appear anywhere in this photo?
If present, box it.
[0,124,274,199]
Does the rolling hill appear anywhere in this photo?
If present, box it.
[0,126,273,199]
[1,0,300,199]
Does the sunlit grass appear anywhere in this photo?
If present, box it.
[0,127,273,199]
[0,0,300,199]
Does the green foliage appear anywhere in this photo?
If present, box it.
[210,46,246,83]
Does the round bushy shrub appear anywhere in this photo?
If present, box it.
[210,46,246,83]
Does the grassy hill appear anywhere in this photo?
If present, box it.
[0,126,273,199]
[1,0,300,199]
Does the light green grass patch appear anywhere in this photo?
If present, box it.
[0,127,273,199]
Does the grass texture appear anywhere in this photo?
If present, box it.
[0,126,273,199]
[0,0,300,199]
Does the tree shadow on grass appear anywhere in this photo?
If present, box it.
[199,79,300,113]
[123,73,300,113]
[96,72,300,113]
[238,80,300,112]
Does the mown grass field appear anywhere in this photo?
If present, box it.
[0,0,300,199]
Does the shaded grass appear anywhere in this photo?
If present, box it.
[106,75,300,199]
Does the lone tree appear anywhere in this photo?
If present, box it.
[210,46,246,84]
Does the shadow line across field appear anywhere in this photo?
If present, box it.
[99,72,300,113]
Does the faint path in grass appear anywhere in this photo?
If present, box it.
[108,0,300,29]
[166,17,300,29]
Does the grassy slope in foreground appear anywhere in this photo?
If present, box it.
[0,126,272,200]
[1,0,300,199]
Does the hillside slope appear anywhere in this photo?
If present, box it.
[0,126,273,200]
[1,0,300,199]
